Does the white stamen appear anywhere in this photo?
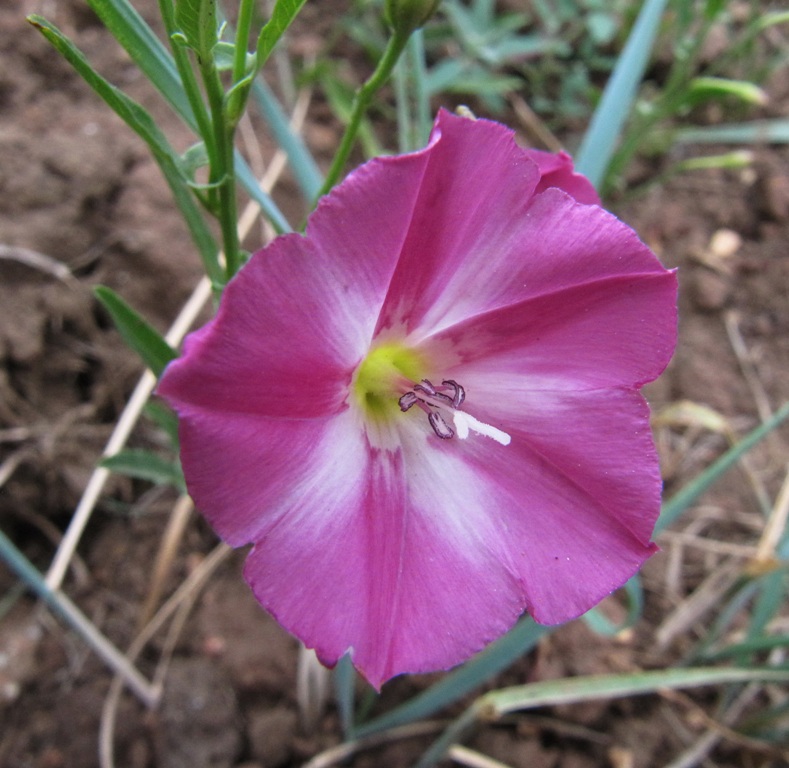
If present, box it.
[452,411,511,446]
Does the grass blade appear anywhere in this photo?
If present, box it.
[656,402,789,535]
[417,666,789,767]
[575,0,670,188]
[676,119,789,144]
[88,0,192,121]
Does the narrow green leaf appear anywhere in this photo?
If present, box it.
[175,0,218,62]
[703,634,789,663]
[754,11,789,33]
[27,15,223,283]
[250,79,323,200]
[256,0,308,68]
[486,666,789,717]
[101,449,185,491]
[87,0,192,122]
[676,119,789,145]
[576,0,670,188]
[84,0,291,233]
[143,401,180,448]
[94,286,177,377]
[748,570,788,641]
[685,77,767,108]
[675,151,754,173]
[214,39,234,68]
[334,655,356,737]
[583,576,643,636]
[656,402,789,535]
[415,666,789,768]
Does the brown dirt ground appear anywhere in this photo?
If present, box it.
[2,1,789,767]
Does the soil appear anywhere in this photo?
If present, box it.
[2,1,789,767]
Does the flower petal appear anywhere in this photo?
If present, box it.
[423,269,677,391]
[454,387,661,624]
[159,142,436,419]
[172,405,357,546]
[375,110,543,337]
[375,113,665,340]
[242,421,526,689]
[239,386,660,686]
[523,147,601,205]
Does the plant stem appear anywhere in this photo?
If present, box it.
[233,0,256,86]
[408,29,431,147]
[202,60,241,279]
[157,0,217,182]
[225,0,257,129]
[315,28,412,202]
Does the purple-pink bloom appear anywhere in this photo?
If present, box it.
[158,110,677,689]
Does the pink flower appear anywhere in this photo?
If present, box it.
[158,110,677,689]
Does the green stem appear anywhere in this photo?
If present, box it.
[408,29,431,147]
[393,56,412,153]
[232,0,255,86]
[202,60,241,279]
[225,0,256,129]
[315,28,412,202]
[157,0,217,185]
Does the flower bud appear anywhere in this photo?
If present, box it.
[384,0,441,35]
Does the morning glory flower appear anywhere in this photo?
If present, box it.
[158,110,677,689]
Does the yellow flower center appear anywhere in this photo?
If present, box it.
[353,342,425,421]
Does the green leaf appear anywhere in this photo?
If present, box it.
[174,0,218,63]
[180,141,210,179]
[576,0,670,188]
[94,286,177,377]
[334,655,356,737]
[485,666,789,717]
[143,401,181,448]
[685,77,767,108]
[213,40,234,69]
[256,0,308,68]
[82,0,292,232]
[250,78,323,200]
[583,575,643,636]
[27,15,223,284]
[676,119,789,145]
[101,450,185,491]
[704,634,789,663]
[86,0,192,121]
[656,402,789,535]
[416,666,789,768]
[748,570,788,641]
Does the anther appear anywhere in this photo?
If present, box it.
[413,379,437,397]
[398,391,419,412]
[428,411,454,439]
[441,379,465,408]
